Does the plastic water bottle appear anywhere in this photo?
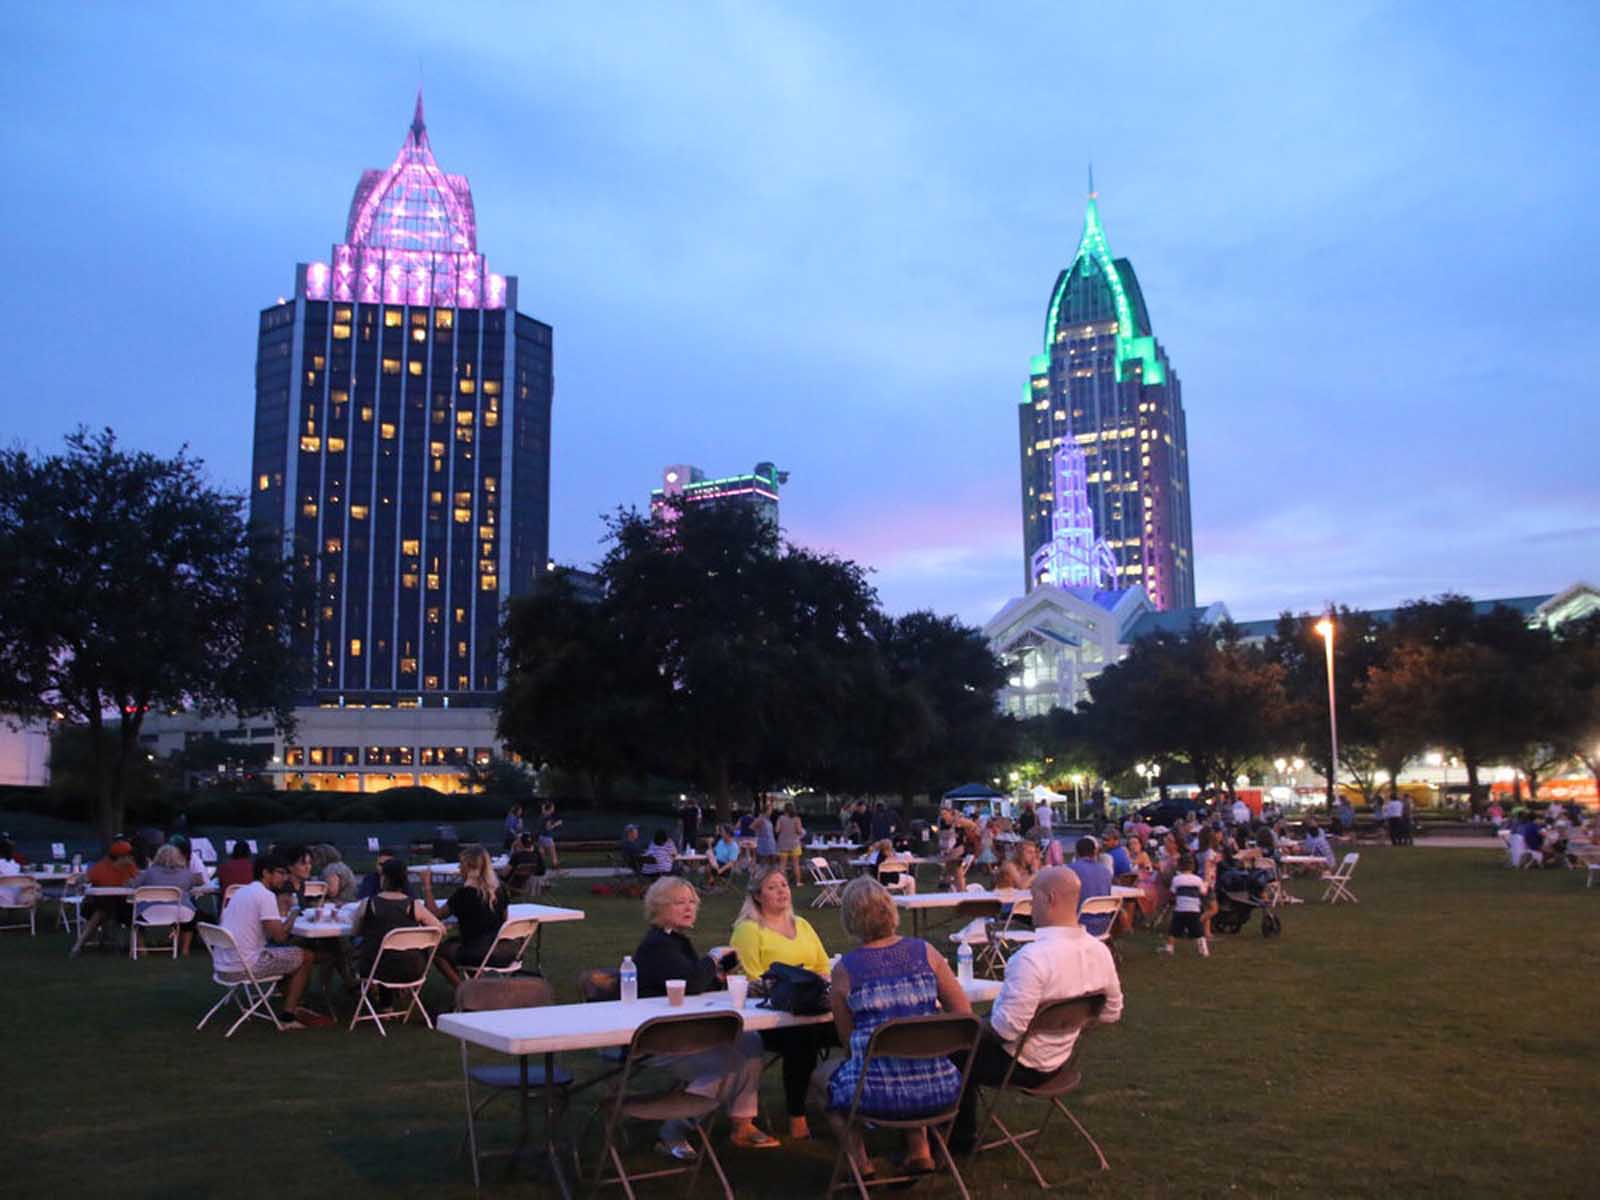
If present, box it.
[619,955,638,1004]
[957,941,974,984]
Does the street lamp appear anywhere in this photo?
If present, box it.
[1313,615,1340,811]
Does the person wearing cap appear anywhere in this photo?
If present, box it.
[217,852,332,1029]
[619,824,647,875]
[69,839,140,956]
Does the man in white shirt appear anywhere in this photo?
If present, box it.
[949,866,1123,1152]
[217,853,329,1029]
[1230,797,1251,827]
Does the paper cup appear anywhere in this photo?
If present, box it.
[665,979,687,1007]
[727,975,749,1009]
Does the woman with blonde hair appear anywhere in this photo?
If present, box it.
[994,839,1041,891]
[731,866,834,1139]
[866,839,915,895]
[421,844,509,985]
[130,842,207,956]
[808,876,971,1178]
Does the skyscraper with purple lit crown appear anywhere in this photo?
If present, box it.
[251,95,553,707]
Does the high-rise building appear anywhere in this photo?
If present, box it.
[251,94,553,707]
[650,462,788,528]
[1019,183,1194,610]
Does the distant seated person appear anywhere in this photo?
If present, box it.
[357,847,406,901]
[1301,823,1334,867]
[353,857,444,984]
[995,839,1042,892]
[215,840,256,890]
[867,839,915,894]
[131,842,208,956]
[619,824,648,874]
[214,853,332,1028]
[70,839,140,956]
[322,859,358,901]
[709,826,742,882]
[419,845,512,986]
[644,829,680,876]
[503,832,546,894]
[1102,827,1133,878]
[1067,836,1114,937]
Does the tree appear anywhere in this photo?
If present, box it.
[0,428,304,837]
[1265,607,1391,805]
[852,611,1011,808]
[498,569,668,805]
[501,502,888,823]
[1539,613,1600,795]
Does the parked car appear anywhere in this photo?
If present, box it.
[1137,797,1211,828]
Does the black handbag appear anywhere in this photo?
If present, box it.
[759,961,831,1016]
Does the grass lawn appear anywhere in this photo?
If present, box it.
[3,846,1595,1198]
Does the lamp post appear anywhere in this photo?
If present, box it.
[1313,616,1340,812]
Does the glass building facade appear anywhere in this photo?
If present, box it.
[251,96,552,707]
[1020,191,1194,611]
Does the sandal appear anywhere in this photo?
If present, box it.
[730,1126,781,1150]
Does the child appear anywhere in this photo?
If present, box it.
[1161,852,1209,957]
[645,829,679,876]
[536,800,562,869]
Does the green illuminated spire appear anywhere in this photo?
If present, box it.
[1039,182,1166,385]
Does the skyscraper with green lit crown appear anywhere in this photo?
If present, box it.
[1020,185,1194,610]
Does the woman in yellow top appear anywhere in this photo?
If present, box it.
[730,865,836,1139]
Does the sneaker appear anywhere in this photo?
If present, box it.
[275,1011,308,1030]
[292,1006,337,1028]
[1156,944,1174,956]
[655,1139,698,1162]
[1197,939,1210,958]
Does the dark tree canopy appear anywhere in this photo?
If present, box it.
[0,428,304,836]
[498,502,1009,819]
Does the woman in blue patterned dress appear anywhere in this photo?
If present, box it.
[809,876,972,1177]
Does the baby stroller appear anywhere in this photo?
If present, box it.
[1213,866,1282,937]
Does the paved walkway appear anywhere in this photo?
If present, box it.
[1412,836,1501,849]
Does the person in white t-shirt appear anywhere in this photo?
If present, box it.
[948,866,1123,1151]
[216,853,330,1029]
[1160,853,1209,957]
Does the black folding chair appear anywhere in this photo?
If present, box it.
[824,1012,982,1200]
[971,992,1109,1188]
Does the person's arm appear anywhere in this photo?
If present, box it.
[730,920,766,978]
[411,900,444,931]
[1094,951,1125,1026]
[926,941,973,1015]
[796,917,831,976]
[418,869,448,918]
[987,949,1038,1045]
[830,959,853,1041]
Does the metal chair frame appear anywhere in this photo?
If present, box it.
[971,993,1109,1189]
[350,925,445,1036]
[0,875,42,935]
[195,922,289,1038]
[1320,852,1360,903]
[129,885,185,959]
[591,1011,744,1200]
[466,915,541,980]
[824,1012,982,1200]
[808,856,847,908]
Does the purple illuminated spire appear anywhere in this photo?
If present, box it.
[303,93,503,308]
[1030,439,1118,591]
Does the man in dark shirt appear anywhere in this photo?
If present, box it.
[619,824,647,874]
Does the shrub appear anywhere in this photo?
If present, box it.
[330,798,384,823]
[186,792,294,827]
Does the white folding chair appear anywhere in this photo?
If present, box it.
[466,916,539,980]
[1320,853,1360,904]
[1077,895,1122,944]
[350,926,444,1036]
[192,837,218,866]
[57,873,87,935]
[808,856,846,908]
[961,897,1035,976]
[195,922,289,1037]
[0,876,42,935]
[130,886,185,959]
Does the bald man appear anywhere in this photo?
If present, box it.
[949,866,1123,1152]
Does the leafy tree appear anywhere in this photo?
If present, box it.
[1265,607,1392,804]
[498,569,660,805]
[502,503,889,823]
[0,428,304,837]
[1539,613,1600,795]
[852,610,1011,808]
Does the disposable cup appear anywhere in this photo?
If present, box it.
[727,975,749,1009]
[665,979,687,1007]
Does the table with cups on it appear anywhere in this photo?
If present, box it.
[437,973,1003,1199]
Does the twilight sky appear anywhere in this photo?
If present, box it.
[4,1,1597,625]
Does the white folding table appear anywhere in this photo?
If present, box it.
[437,979,1002,1197]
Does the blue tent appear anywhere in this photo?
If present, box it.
[942,782,1007,801]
